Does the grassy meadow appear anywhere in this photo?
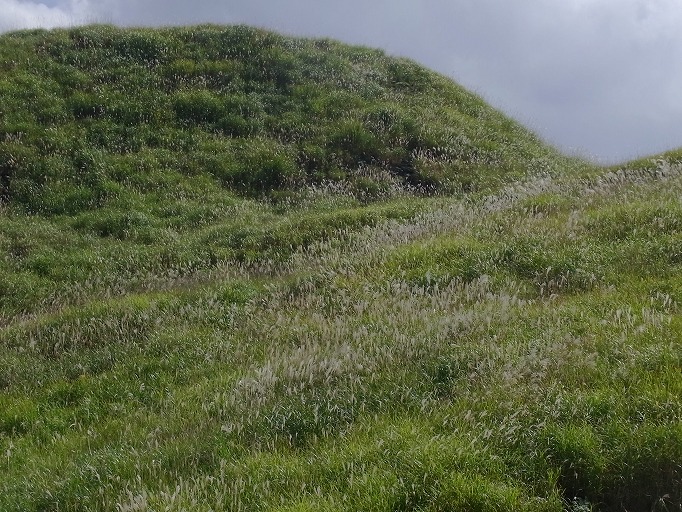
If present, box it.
[0,25,680,511]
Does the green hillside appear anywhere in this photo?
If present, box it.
[0,24,578,321]
[0,23,563,211]
[1,25,680,512]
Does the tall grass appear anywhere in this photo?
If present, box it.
[1,156,680,510]
[0,24,680,512]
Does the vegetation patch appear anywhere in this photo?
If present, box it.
[0,24,680,512]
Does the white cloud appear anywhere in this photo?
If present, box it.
[0,0,98,32]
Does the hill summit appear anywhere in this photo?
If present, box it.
[0,24,562,215]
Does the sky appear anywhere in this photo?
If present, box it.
[1,0,681,163]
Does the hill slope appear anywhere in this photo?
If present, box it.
[0,24,580,320]
[1,25,680,512]
[0,23,565,212]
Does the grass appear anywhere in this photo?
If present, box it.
[0,24,680,512]
[0,23,574,321]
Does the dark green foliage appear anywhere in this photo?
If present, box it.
[0,397,38,436]
[173,89,226,125]
[540,422,682,511]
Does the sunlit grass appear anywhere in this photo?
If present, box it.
[0,24,680,512]
[2,156,680,510]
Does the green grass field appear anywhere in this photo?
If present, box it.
[0,25,680,511]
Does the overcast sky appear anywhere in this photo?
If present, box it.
[1,0,681,163]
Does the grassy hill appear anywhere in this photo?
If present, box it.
[0,23,564,210]
[0,25,680,512]
[0,23,579,321]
